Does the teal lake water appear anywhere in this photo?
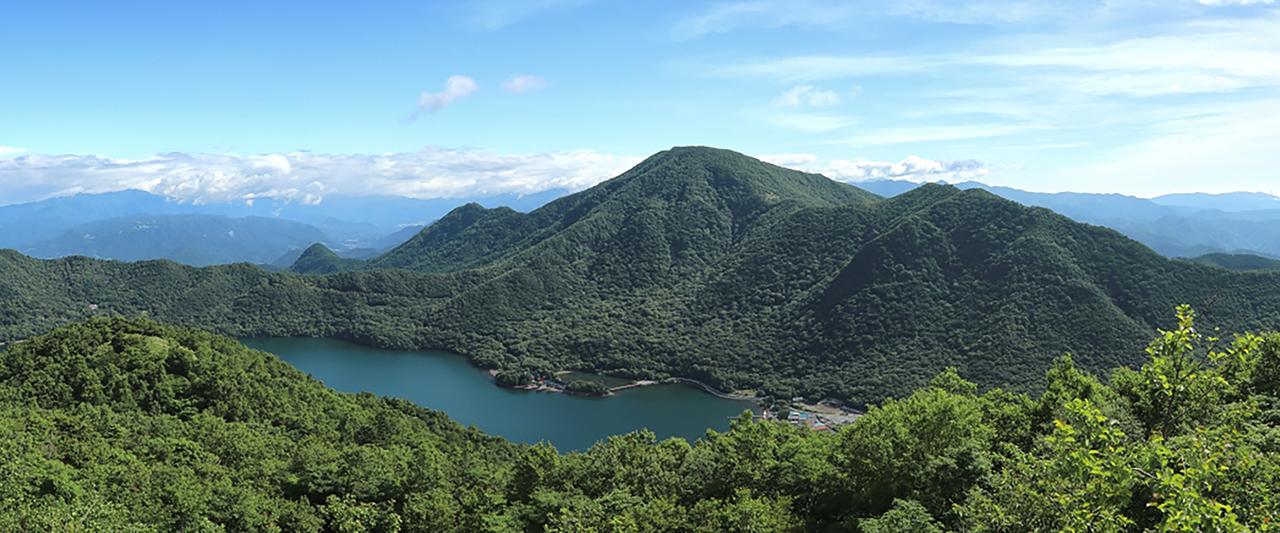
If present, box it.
[239,337,758,452]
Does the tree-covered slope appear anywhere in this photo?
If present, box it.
[5,313,1280,531]
[0,317,516,531]
[5,147,1280,406]
[1182,252,1280,271]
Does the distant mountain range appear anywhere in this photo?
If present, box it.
[0,190,565,265]
[6,146,1279,406]
[20,215,329,266]
[856,180,1280,259]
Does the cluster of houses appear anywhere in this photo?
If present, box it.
[786,410,834,432]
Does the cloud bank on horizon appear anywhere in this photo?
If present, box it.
[0,145,996,207]
[2,0,1278,199]
[0,149,642,207]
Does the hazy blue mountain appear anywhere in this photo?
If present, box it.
[1093,216,1280,259]
[20,214,331,266]
[854,179,926,198]
[855,179,1280,258]
[0,190,187,248]
[272,191,568,231]
[370,224,425,251]
[1153,191,1280,212]
[0,189,568,250]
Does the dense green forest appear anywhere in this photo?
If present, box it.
[1182,253,1280,272]
[4,147,1280,406]
[4,312,1279,531]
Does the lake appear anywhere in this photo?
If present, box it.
[239,337,759,452]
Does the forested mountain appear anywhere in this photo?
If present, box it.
[4,311,1279,531]
[19,214,331,266]
[1183,252,1280,271]
[857,179,1280,259]
[4,147,1280,406]
[294,147,876,274]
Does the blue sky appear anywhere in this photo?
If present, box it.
[1,0,1278,205]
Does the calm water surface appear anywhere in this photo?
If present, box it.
[240,337,758,452]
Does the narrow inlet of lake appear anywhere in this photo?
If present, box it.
[240,337,759,452]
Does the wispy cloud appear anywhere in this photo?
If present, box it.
[830,124,1046,145]
[672,0,1067,38]
[465,0,592,29]
[775,85,842,106]
[0,147,25,157]
[502,75,548,93]
[756,111,853,132]
[761,152,988,182]
[1054,97,1280,196]
[413,76,479,118]
[722,55,937,83]
[724,17,1280,96]
[1198,0,1274,5]
[0,148,643,206]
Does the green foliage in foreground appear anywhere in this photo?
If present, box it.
[4,310,1280,531]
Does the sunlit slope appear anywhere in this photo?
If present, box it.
[294,145,880,275]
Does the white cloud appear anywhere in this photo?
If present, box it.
[775,85,842,106]
[0,146,24,157]
[757,153,820,167]
[761,152,988,182]
[826,155,988,182]
[414,76,479,117]
[0,148,643,206]
[502,75,548,93]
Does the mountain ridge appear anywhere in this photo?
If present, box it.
[4,146,1280,405]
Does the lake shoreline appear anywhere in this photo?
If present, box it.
[240,336,761,452]
[246,334,761,405]
[486,368,760,403]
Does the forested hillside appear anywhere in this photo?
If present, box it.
[4,147,1280,406]
[1183,253,1280,271]
[858,179,1280,259]
[4,312,1279,531]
